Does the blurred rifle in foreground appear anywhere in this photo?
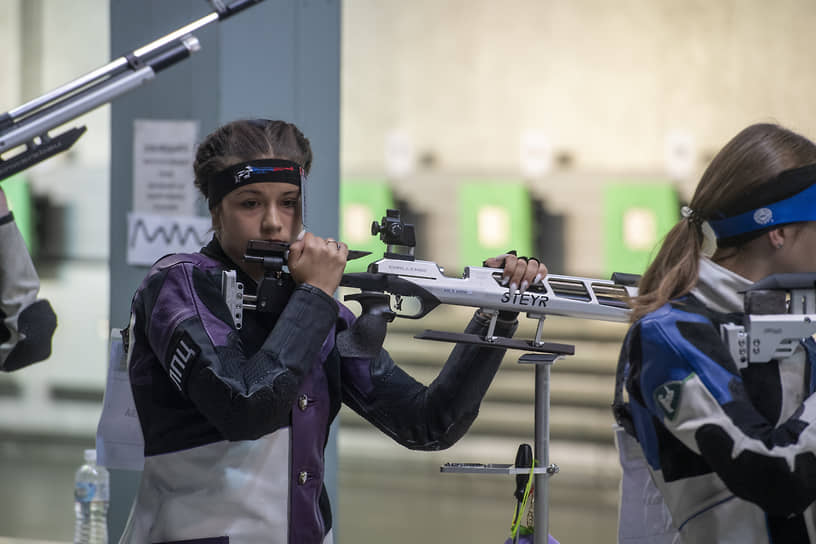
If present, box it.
[0,0,265,182]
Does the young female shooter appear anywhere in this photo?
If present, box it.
[614,123,816,543]
[119,119,546,544]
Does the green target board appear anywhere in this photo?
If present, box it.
[2,174,36,255]
[603,182,679,277]
[458,182,533,271]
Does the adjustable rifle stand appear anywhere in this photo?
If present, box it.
[421,317,569,544]
[522,352,561,543]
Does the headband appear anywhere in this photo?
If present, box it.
[206,158,305,209]
[708,164,816,240]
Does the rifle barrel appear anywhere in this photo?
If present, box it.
[2,0,264,127]
[0,67,155,154]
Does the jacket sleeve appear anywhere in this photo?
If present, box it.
[630,311,816,516]
[340,310,517,451]
[0,213,57,371]
[132,261,338,440]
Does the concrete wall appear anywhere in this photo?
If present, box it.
[343,0,816,175]
[0,1,22,110]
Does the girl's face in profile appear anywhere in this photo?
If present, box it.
[215,182,302,280]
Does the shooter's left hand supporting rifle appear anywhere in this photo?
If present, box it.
[0,0,265,183]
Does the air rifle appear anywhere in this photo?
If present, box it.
[222,209,640,359]
[0,0,265,182]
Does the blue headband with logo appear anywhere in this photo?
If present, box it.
[708,178,816,239]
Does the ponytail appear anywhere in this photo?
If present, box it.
[629,219,703,321]
[627,123,816,322]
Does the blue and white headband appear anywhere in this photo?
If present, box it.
[705,165,816,240]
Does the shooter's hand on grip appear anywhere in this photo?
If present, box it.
[287,232,348,296]
[484,251,549,293]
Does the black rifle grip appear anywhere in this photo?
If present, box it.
[336,292,395,359]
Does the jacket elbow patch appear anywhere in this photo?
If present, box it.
[2,299,57,371]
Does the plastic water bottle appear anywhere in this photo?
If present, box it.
[73,449,109,544]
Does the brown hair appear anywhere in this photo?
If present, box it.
[193,119,313,201]
[630,123,816,321]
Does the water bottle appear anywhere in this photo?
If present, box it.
[74,448,109,544]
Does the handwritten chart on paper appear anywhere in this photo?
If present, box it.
[126,212,212,266]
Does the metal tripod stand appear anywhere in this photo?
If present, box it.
[435,327,568,544]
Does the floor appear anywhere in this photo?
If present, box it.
[0,432,619,544]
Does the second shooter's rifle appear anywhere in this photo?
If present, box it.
[720,273,816,368]
[221,209,641,360]
[0,0,265,182]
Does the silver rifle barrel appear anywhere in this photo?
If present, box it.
[0,36,200,155]
[5,11,220,124]
[0,67,154,154]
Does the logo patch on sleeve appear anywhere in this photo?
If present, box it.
[653,381,683,421]
[167,331,200,392]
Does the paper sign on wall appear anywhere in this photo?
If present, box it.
[132,119,199,215]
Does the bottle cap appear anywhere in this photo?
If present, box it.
[84,449,97,463]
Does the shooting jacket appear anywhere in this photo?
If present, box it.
[120,237,517,544]
[617,258,816,543]
[0,212,56,371]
